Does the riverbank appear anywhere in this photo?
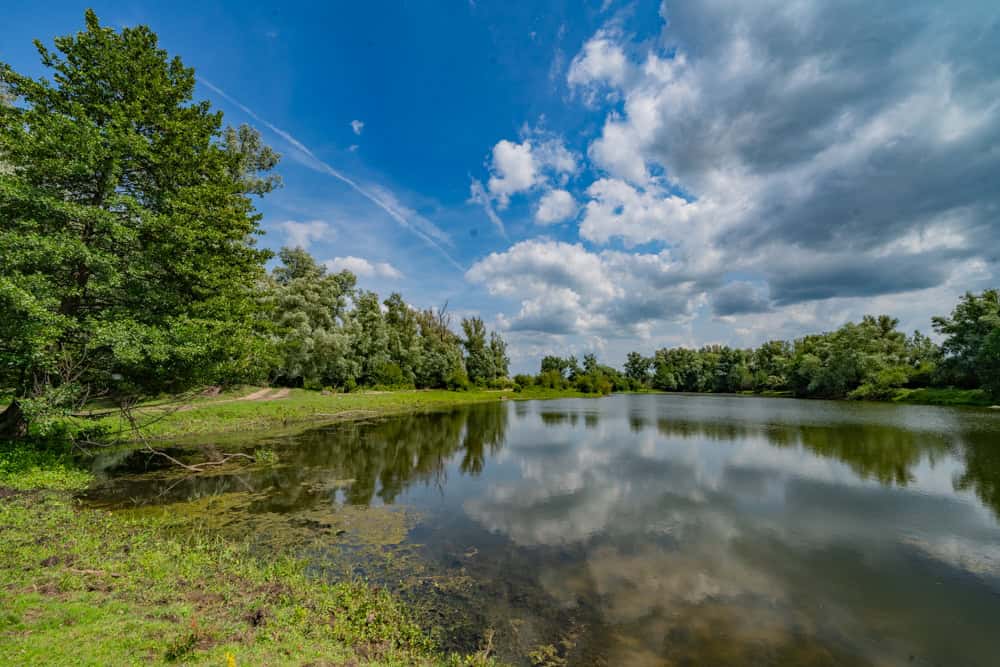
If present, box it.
[88,386,591,443]
[0,462,497,666]
[889,387,993,407]
[1,388,597,665]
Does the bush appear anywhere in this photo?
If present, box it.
[445,366,470,391]
[0,444,92,490]
[488,377,514,390]
[374,362,407,387]
[513,374,534,387]
[537,370,565,389]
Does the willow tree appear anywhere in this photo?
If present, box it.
[0,11,278,438]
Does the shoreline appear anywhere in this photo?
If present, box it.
[87,384,993,445]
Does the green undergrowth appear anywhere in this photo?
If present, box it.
[92,387,592,441]
[0,445,93,491]
[0,489,499,666]
[891,387,993,407]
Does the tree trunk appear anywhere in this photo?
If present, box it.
[0,400,27,439]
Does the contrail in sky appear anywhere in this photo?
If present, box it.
[198,77,465,272]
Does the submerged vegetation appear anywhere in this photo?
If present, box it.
[0,486,497,665]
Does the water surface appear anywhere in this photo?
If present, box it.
[84,394,1000,666]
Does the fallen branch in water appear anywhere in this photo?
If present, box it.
[121,401,259,473]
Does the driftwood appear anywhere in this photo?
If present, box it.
[119,401,259,472]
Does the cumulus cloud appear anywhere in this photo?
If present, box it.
[487,139,538,207]
[277,220,333,249]
[567,28,632,98]
[466,239,699,335]
[581,178,698,247]
[350,119,364,135]
[535,189,578,224]
[324,256,402,279]
[567,0,999,302]
[481,132,579,208]
[465,0,998,356]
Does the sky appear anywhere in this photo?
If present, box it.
[2,1,998,372]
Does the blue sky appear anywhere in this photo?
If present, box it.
[3,1,998,372]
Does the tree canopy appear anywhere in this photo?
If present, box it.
[0,10,277,435]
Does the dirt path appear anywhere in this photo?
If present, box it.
[233,387,291,402]
[164,387,293,412]
[236,388,273,401]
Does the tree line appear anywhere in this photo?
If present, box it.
[525,291,999,402]
[264,246,508,392]
[0,12,508,440]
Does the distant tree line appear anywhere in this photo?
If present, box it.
[603,291,998,402]
[263,247,508,392]
[513,353,631,396]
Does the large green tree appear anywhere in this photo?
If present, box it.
[461,317,495,385]
[932,289,1000,390]
[0,11,278,437]
[265,248,356,389]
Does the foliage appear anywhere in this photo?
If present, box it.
[535,354,625,395]
[263,249,510,393]
[462,317,505,386]
[621,292,999,403]
[0,11,276,436]
[933,289,1000,398]
[977,329,1000,400]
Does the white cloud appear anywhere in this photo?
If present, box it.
[350,119,364,135]
[487,139,538,207]
[535,189,578,225]
[466,239,699,336]
[324,256,402,279]
[567,28,632,94]
[581,178,701,247]
[481,133,579,209]
[277,220,332,249]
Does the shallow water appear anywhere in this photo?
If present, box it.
[83,394,1000,666]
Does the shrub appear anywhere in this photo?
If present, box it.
[446,366,470,391]
[537,370,564,389]
[513,374,534,387]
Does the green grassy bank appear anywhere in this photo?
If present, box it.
[890,387,993,407]
[2,388,599,666]
[91,386,591,442]
[0,451,499,666]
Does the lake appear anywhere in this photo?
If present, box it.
[83,394,1000,666]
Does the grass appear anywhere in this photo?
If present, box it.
[890,387,994,407]
[0,446,92,491]
[92,386,591,441]
[1,386,599,666]
[0,471,499,666]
